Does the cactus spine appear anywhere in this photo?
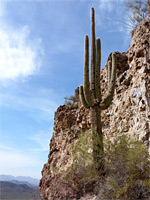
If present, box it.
[79,7,116,171]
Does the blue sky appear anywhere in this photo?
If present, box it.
[0,0,131,179]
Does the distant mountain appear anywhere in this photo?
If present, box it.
[8,180,38,188]
[0,181,41,200]
[0,174,39,186]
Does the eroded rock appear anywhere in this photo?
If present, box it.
[39,20,150,200]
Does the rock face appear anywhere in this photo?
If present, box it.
[39,20,150,200]
[102,20,150,146]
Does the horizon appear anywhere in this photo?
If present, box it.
[0,0,131,179]
[0,174,39,180]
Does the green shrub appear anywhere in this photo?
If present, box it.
[64,89,79,107]
[66,131,150,199]
[101,134,150,199]
[64,131,100,198]
[72,131,98,181]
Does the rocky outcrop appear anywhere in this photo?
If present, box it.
[102,20,150,146]
[39,20,150,200]
[39,104,90,200]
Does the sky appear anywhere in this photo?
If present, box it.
[0,0,131,179]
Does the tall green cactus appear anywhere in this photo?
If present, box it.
[79,7,116,171]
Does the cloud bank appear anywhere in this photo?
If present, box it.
[0,1,43,81]
[0,25,43,80]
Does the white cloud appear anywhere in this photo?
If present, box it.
[0,145,12,150]
[0,25,43,80]
[98,0,126,13]
[97,0,126,18]
[0,1,43,81]
[98,0,113,12]
[96,0,130,42]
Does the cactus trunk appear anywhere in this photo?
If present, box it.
[91,107,104,171]
[79,7,116,172]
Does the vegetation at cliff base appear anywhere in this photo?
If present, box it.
[65,131,150,200]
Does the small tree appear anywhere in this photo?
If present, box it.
[126,0,149,37]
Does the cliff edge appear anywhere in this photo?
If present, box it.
[39,20,150,200]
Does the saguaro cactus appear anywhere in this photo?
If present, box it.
[79,7,116,171]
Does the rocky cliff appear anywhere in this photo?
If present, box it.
[39,20,150,200]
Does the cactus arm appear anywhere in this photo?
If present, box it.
[90,7,96,97]
[110,53,116,92]
[100,95,114,110]
[108,60,112,91]
[100,53,116,110]
[79,85,90,109]
[95,38,102,102]
[84,35,94,107]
